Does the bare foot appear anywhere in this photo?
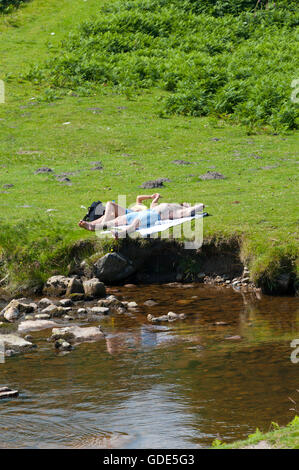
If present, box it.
[78,220,95,231]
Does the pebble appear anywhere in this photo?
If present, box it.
[127,301,138,308]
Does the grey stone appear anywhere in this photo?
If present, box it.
[199,171,226,180]
[51,325,104,343]
[18,319,58,333]
[94,253,136,283]
[59,299,73,307]
[83,278,106,299]
[0,334,36,352]
[66,277,84,297]
[89,306,110,315]
[127,301,138,308]
[43,275,72,296]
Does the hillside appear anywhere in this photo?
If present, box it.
[0,0,298,293]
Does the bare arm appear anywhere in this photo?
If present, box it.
[150,193,161,208]
[136,194,153,204]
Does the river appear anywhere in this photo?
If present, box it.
[0,284,298,448]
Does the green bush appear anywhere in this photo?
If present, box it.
[26,0,299,130]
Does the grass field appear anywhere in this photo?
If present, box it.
[212,415,299,449]
[0,0,298,291]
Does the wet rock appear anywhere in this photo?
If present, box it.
[38,297,54,308]
[54,339,73,351]
[77,308,87,315]
[225,335,242,340]
[214,321,229,326]
[167,311,179,320]
[36,313,51,320]
[127,301,138,309]
[0,334,36,352]
[34,167,53,174]
[24,335,33,341]
[43,275,72,296]
[0,387,19,400]
[147,314,169,322]
[89,306,110,315]
[50,325,104,343]
[83,278,106,299]
[59,298,73,307]
[68,293,85,301]
[66,277,84,297]
[140,178,171,189]
[18,319,58,333]
[41,304,60,316]
[199,171,226,180]
[144,300,157,307]
[94,253,136,283]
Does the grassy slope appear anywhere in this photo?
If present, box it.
[213,416,299,449]
[0,0,298,289]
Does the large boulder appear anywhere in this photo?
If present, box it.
[94,253,136,283]
[83,278,106,299]
[0,334,36,353]
[43,275,72,296]
[50,326,104,344]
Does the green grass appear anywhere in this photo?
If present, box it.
[212,415,299,448]
[0,0,298,291]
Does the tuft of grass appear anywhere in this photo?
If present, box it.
[212,415,299,448]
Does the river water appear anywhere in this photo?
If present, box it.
[0,284,298,448]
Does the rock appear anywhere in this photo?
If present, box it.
[241,277,250,283]
[0,387,19,400]
[199,171,226,180]
[54,339,73,351]
[127,301,138,309]
[63,315,73,321]
[0,334,36,352]
[50,326,104,343]
[77,308,87,315]
[140,178,171,189]
[97,297,127,313]
[18,319,58,333]
[38,298,54,308]
[41,304,60,316]
[225,335,242,340]
[179,314,186,319]
[43,275,72,296]
[83,278,106,299]
[0,299,35,322]
[172,160,192,165]
[35,313,51,320]
[144,300,157,307]
[66,277,84,297]
[167,311,179,320]
[34,167,53,174]
[3,305,21,322]
[24,335,33,341]
[214,321,229,326]
[59,299,73,307]
[148,315,169,322]
[94,253,136,283]
[68,293,85,301]
[89,306,110,315]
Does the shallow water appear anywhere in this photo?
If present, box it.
[0,284,298,448]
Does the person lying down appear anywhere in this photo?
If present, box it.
[79,193,204,238]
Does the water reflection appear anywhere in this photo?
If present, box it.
[0,285,298,448]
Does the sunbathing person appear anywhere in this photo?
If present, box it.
[79,198,204,237]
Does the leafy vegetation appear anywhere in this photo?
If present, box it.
[27,0,299,131]
[0,0,29,14]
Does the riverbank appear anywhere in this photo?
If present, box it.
[0,0,298,296]
[212,416,299,449]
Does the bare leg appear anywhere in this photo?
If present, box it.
[110,218,140,239]
[100,201,126,224]
[170,203,204,219]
